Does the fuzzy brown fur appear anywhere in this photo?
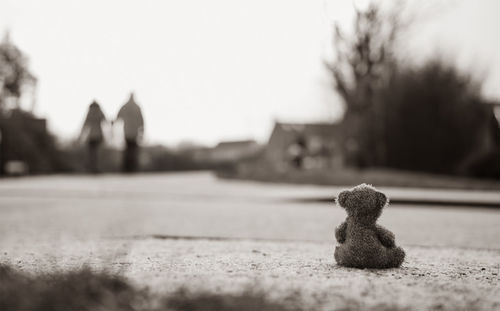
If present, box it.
[334,184,405,269]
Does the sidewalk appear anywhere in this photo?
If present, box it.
[2,237,499,311]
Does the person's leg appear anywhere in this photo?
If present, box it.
[129,140,138,172]
[88,140,99,173]
[123,139,131,172]
[123,139,138,173]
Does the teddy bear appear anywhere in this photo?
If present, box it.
[334,184,405,269]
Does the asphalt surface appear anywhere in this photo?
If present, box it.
[0,172,499,249]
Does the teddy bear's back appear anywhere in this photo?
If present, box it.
[344,220,382,251]
[335,219,404,268]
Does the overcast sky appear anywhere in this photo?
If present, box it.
[1,0,499,146]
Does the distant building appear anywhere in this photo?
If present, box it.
[193,140,262,164]
[209,140,261,163]
[0,109,48,175]
[265,122,342,170]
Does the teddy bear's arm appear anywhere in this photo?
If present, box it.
[375,225,395,248]
[335,221,347,243]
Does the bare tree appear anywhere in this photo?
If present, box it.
[325,1,410,167]
[0,32,37,113]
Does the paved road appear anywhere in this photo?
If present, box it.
[1,172,499,249]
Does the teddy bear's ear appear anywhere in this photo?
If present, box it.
[376,191,388,207]
[336,190,349,207]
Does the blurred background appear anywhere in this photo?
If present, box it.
[0,0,499,188]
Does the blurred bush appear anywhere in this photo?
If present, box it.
[141,145,206,172]
[54,144,222,174]
[379,59,499,175]
[0,265,147,311]
[0,265,303,311]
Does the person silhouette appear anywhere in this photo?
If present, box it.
[80,100,106,173]
[115,93,144,172]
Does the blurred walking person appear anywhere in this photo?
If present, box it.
[115,93,144,173]
[80,100,106,173]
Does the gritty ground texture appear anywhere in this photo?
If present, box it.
[1,173,500,310]
[1,238,499,311]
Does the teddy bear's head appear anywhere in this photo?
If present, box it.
[336,184,388,221]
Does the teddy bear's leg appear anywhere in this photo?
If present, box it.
[334,246,349,266]
[334,246,343,265]
[387,246,405,268]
